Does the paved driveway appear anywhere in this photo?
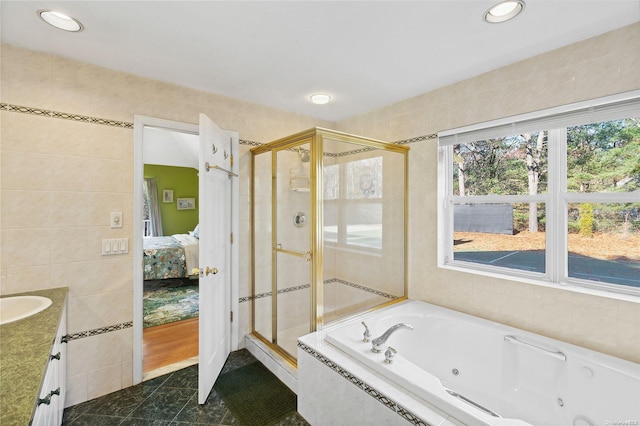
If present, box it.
[454,250,640,288]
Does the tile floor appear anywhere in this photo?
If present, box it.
[62,349,309,425]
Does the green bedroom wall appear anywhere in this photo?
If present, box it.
[144,164,198,235]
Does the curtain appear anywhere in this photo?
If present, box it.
[143,178,163,237]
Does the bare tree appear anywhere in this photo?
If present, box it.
[454,146,465,196]
[525,132,545,232]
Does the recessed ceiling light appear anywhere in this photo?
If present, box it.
[38,10,84,32]
[309,94,331,105]
[483,1,525,23]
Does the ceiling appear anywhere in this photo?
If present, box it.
[2,1,639,122]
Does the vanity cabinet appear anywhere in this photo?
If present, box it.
[0,287,69,426]
[31,303,67,426]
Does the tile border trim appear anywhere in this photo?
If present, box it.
[64,321,133,342]
[396,134,438,145]
[239,139,263,147]
[1,103,134,128]
[238,278,398,303]
[1,102,436,147]
[298,341,431,426]
[0,102,259,146]
[63,278,397,340]
[332,278,397,300]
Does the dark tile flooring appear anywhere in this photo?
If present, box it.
[62,350,309,425]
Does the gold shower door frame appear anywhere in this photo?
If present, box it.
[250,127,409,367]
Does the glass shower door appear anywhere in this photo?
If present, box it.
[321,136,407,324]
[252,150,273,345]
[251,127,407,366]
[273,142,312,358]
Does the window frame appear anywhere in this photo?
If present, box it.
[437,91,640,300]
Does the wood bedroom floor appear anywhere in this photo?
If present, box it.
[143,317,199,372]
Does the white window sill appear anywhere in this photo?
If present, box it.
[439,261,640,304]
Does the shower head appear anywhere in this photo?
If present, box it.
[299,149,310,163]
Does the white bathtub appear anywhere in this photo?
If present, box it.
[309,300,640,426]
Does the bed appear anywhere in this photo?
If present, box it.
[143,234,199,280]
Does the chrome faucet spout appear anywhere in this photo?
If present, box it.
[371,323,414,353]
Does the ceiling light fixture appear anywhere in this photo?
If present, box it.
[38,10,84,32]
[309,94,331,105]
[483,1,525,23]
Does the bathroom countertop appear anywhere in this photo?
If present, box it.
[0,287,69,426]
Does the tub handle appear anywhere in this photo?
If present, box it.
[504,335,567,362]
[384,347,397,364]
[445,388,502,418]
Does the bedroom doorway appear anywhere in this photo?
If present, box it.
[132,116,239,385]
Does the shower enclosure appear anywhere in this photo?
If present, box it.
[251,128,408,364]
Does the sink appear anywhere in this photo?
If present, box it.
[0,296,53,325]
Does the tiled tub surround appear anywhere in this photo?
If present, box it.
[298,336,457,426]
[0,287,69,426]
[299,300,640,426]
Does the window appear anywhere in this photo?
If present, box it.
[324,156,383,250]
[142,178,163,237]
[438,91,640,297]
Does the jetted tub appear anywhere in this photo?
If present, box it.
[320,300,640,426]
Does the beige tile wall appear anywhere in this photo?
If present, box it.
[2,21,639,410]
[336,22,640,364]
[0,43,331,406]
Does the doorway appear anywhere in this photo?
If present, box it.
[132,115,240,385]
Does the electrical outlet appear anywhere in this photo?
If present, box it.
[110,212,123,228]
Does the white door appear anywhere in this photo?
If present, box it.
[198,113,232,404]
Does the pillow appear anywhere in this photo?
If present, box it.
[190,224,199,239]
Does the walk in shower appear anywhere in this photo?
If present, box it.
[251,128,409,363]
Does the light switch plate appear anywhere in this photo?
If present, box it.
[102,238,129,255]
[110,212,123,228]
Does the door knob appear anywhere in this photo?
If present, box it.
[205,266,219,276]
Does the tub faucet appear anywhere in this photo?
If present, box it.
[371,323,414,353]
[361,321,372,343]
